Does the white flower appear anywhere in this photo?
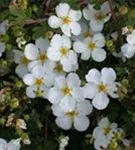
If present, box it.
[24,37,53,71]
[47,34,78,72]
[0,20,9,35]
[0,138,21,150]
[83,1,111,32]
[93,117,118,150]
[0,42,5,57]
[121,30,135,58]
[47,73,84,112]
[48,3,82,36]
[52,100,93,131]
[84,67,119,110]
[14,50,29,78]
[73,33,106,62]
[23,65,53,98]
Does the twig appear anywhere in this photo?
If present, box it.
[80,0,88,5]
[25,18,47,25]
[44,116,48,143]
[108,0,117,21]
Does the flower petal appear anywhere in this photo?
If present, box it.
[55,75,66,89]
[83,83,98,99]
[61,35,71,48]
[55,116,72,130]
[47,46,60,61]
[92,49,106,62]
[73,41,87,53]
[83,4,96,20]
[47,87,63,104]
[35,37,50,51]
[92,92,109,110]
[51,104,64,117]
[67,73,81,87]
[121,43,135,58]
[69,10,82,21]
[7,139,21,150]
[60,96,76,112]
[81,50,91,60]
[101,1,110,14]
[93,33,105,48]
[0,138,7,150]
[85,68,101,84]
[23,74,35,85]
[48,15,62,28]
[90,20,104,32]
[74,115,90,131]
[15,64,28,78]
[24,43,39,60]
[55,3,70,18]
[127,30,135,45]
[70,22,81,36]
[61,24,71,36]
[26,85,37,98]
[77,100,93,115]
[101,67,116,84]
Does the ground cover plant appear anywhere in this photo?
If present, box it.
[0,0,135,149]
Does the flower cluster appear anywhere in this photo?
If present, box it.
[93,117,131,150]
[1,0,134,149]
[12,2,121,132]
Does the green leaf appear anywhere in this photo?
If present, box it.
[32,23,48,40]
[10,7,27,20]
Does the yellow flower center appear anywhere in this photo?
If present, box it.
[88,42,96,50]
[98,83,107,92]
[83,32,92,38]
[103,126,111,135]
[35,78,43,86]
[39,53,48,62]
[62,86,72,95]
[54,64,63,72]
[95,12,105,21]
[66,110,78,119]
[62,16,71,24]
[60,47,69,57]
[21,56,28,64]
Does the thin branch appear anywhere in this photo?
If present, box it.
[25,18,47,25]
[108,0,117,21]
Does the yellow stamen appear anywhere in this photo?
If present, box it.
[62,16,71,24]
[98,83,107,92]
[88,42,96,50]
[60,47,69,56]
[66,111,78,119]
[36,78,43,86]
[39,53,48,62]
[62,86,72,95]
[95,12,105,21]
[103,127,111,135]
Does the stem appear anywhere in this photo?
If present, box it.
[108,0,117,21]
[25,18,47,25]
[44,116,48,143]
